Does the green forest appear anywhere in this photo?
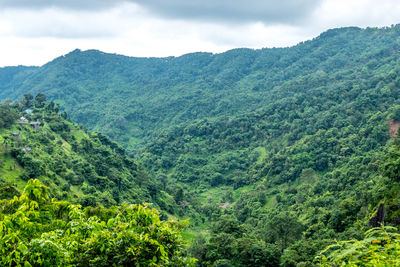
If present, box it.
[2,25,400,266]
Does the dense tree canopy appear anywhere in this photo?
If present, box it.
[0,97,176,213]
[1,25,400,265]
[0,179,195,266]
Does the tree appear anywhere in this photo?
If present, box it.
[263,212,304,251]
[0,179,196,266]
[34,93,47,107]
[382,143,400,182]
[316,226,400,266]
[21,93,34,108]
[0,103,18,129]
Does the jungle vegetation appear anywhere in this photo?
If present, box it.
[1,25,400,265]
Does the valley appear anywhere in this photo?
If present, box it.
[2,25,400,266]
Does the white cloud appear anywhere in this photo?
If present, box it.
[311,0,400,31]
[0,0,324,24]
[0,0,400,67]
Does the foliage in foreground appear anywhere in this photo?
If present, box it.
[0,179,195,266]
[316,226,400,266]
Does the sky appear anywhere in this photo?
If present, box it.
[0,0,399,67]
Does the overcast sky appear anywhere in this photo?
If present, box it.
[0,0,399,67]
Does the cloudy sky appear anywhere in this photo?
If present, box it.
[0,0,399,67]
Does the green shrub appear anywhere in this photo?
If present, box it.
[0,179,196,266]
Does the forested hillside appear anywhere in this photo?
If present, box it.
[1,25,400,265]
[1,26,399,153]
[138,57,400,265]
[0,97,196,266]
[0,96,173,211]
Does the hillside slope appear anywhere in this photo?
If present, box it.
[0,26,399,153]
[0,96,171,211]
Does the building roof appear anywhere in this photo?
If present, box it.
[17,117,28,124]
[22,147,31,152]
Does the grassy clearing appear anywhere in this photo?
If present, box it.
[198,185,232,204]
[71,129,88,142]
[254,146,267,165]
[232,185,252,201]
[183,223,211,242]
[0,145,24,190]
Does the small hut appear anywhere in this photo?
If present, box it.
[30,121,41,130]
[22,147,31,153]
[17,117,28,125]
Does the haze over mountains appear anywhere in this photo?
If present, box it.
[2,24,400,265]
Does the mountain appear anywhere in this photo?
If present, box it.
[1,25,400,265]
[1,26,399,154]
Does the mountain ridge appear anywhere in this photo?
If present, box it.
[1,25,399,153]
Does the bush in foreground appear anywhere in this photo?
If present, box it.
[0,179,196,266]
